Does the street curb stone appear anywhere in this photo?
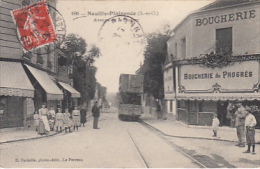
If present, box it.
[141,120,260,144]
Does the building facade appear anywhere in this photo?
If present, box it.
[165,0,260,126]
[0,0,80,129]
[163,59,176,118]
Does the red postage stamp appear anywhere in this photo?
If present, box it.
[11,1,57,51]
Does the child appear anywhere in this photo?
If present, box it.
[33,111,40,132]
[63,109,72,133]
[243,107,257,155]
[212,113,220,137]
[55,108,63,133]
[48,107,55,131]
[72,106,81,131]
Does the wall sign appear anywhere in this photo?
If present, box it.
[179,61,259,92]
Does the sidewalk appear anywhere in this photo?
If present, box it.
[0,128,60,144]
[141,113,260,144]
[0,115,93,144]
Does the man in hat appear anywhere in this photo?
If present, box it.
[92,101,100,129]
[234,101,247,147]
[243,106,257,154]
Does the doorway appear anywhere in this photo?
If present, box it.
[217,101,230,126]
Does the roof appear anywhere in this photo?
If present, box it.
[198,0,260,12]
[58,82,81,98]
[25,65,63,100]
[0,61,34,98]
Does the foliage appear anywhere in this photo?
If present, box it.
[59,34,87,65]
[96,82,108,105]
[142,27,172,99]
[58,33,102,104]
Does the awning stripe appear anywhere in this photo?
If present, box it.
[58,82,81,98]
[0,61,34,98]
[25,65,63,100]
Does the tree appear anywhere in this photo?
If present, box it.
[96,82,108,106]
[59,33,101,104]
[142,28,172,99]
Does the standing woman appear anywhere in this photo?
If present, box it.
[72,106,81,131]
[39,103,50,134]
[55,108,63,133]
[80,106,87,127]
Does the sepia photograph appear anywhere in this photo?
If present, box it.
[0,0,259,168]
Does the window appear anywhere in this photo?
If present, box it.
[170,100,173,112]
[181,38,186,59]
[216,27,232,54]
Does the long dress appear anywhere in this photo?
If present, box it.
[55,112,63,128]
[63,112,72,128]
[72,110,81,126]
[80,109,87,124]
[39,108,50,132]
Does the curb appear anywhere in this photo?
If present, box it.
[0,131,64,145]
[0,115,94,145]
[141,120,260,144]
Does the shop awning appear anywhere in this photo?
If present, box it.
[25,65,63,100]
[176,93,260,101]
[58,82,81,98]
[0,61,34,98]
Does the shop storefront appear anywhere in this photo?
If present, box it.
[24,65,63,112]
[175,55,260,126]
[58,82,81,112]
[0,61,35,129]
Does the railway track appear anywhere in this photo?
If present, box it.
[138,120,209,168]
[121,121,150,168]
[121,119,207,168]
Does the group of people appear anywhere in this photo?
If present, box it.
[33,103,87,134]
[212,100,257,155]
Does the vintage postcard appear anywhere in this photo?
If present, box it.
[0,0,259,168]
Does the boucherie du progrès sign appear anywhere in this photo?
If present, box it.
[180,61,258,91]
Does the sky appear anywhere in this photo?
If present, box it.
[57,0,214,93]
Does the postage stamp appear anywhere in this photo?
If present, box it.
[11,1,57,52]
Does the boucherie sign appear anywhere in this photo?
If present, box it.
[196,9,256,26]
[179,61,259,91]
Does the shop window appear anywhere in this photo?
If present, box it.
[189,101,197,112]
[216,27,232,54]
[177,100,186,109]
[0,97,7,118]
[181,38,186,59]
